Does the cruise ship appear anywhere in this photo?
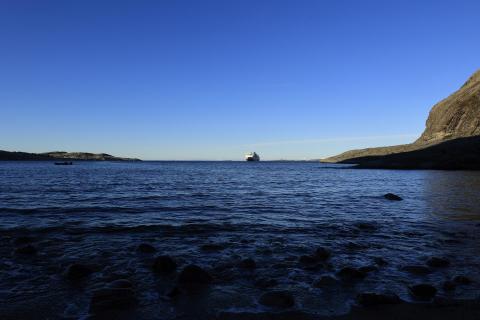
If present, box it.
[245,152,260,161]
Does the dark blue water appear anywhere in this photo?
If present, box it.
[1,161,480,318]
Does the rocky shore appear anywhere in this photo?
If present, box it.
[323,69,480,170]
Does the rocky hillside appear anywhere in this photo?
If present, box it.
[0,150,140,161]
[323,69,480,168]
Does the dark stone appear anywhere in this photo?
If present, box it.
[402,265,432,275]
[13,236,35,245]
[239,258,256,269]
[109,279,133,289]
[409,284,437,300]
[167,286,181,298]
[357,292,402,306]
[354,222,378,231]
[453,275,472,285]
[374,257,388,266]
[137,243,156,253]
[66,263,94,280]
[443,280,456,291]
[89,288,137,313]
[359,266,378,274]
[15,245,37,255]
[314,247,331,260]
[337,267,366,280]
[152,255,177,274]
[384,193,403,201]
[254,278,278,289]
[312,275,338,288]
[259,291,295,308]
[200,243,225,252]
[178,264,212,285]
[345,241,366,250]
[426,257,450,268]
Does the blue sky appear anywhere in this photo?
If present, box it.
[1,0,479,160]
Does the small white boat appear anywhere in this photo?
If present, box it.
[245,152,260,161]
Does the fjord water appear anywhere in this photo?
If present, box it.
[1,161,480,318]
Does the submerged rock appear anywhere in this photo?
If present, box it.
[13,236,35,245]
[15,244,37,255]
[373,257,388,266]
[426,257,450,268]
[66,263,94,280]
[108,279,133,289]
[200,243,225,252]
[357,292,402,306]
[384,193,403,201]
[312,275,338,288]
[178,264,212,285]
[137,243,156,253]
[152,255,177,274]
[239,258,256,269]
[443,280,456,291]
[299,255,317,265]
[259,291,295,308]
[314,247,331,260]
[409,284,437,300]
[89,288,137,314]
[402,265,432,275]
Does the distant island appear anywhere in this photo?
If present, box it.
[0,150,141,162]
[323,69,480,170]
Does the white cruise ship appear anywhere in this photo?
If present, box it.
[245,152,260,161]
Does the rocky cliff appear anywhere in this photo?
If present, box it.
[323,69,480,169]
[0,150,140,161]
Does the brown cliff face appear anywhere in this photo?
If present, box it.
[417,69,480,144]
[323,69,480,168]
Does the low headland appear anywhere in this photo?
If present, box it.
[0,150,141,161]
[323,69,480,170]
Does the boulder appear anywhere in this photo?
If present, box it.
[409,284,437,300]
[152,255,177,274]
[66,263,94,280]
[384,193,403,201]
[259,291,295,308]
[357,292,402,306]
[178,264,212,285]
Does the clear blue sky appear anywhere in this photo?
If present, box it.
[1,0,479,160]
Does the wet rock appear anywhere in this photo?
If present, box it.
[443,280,456,291]
[402,265,432,275]
[453,275,472,285]
[15,244,37,255]
[409,284,437,300]
[254,278,278,289]
[239,258,256,269]
[109,279,133,289]
[137,243,156,253]
[259,291,295,309]
[359,265,378,274]
[337,267,366,280]
[426,257,450,268]
[314,247,331,260]
[152,255,177,274]
[374,257,388,266]
[178,264,212,285]
[312,275,338,288]
[13,236,35,245]
[89,288,137,314]
[200,243,225,252]
[167,286,181,298]
[384,193,403,201]
[354,222,378,231]
[357,292,402,306]
[66,263,94,280]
